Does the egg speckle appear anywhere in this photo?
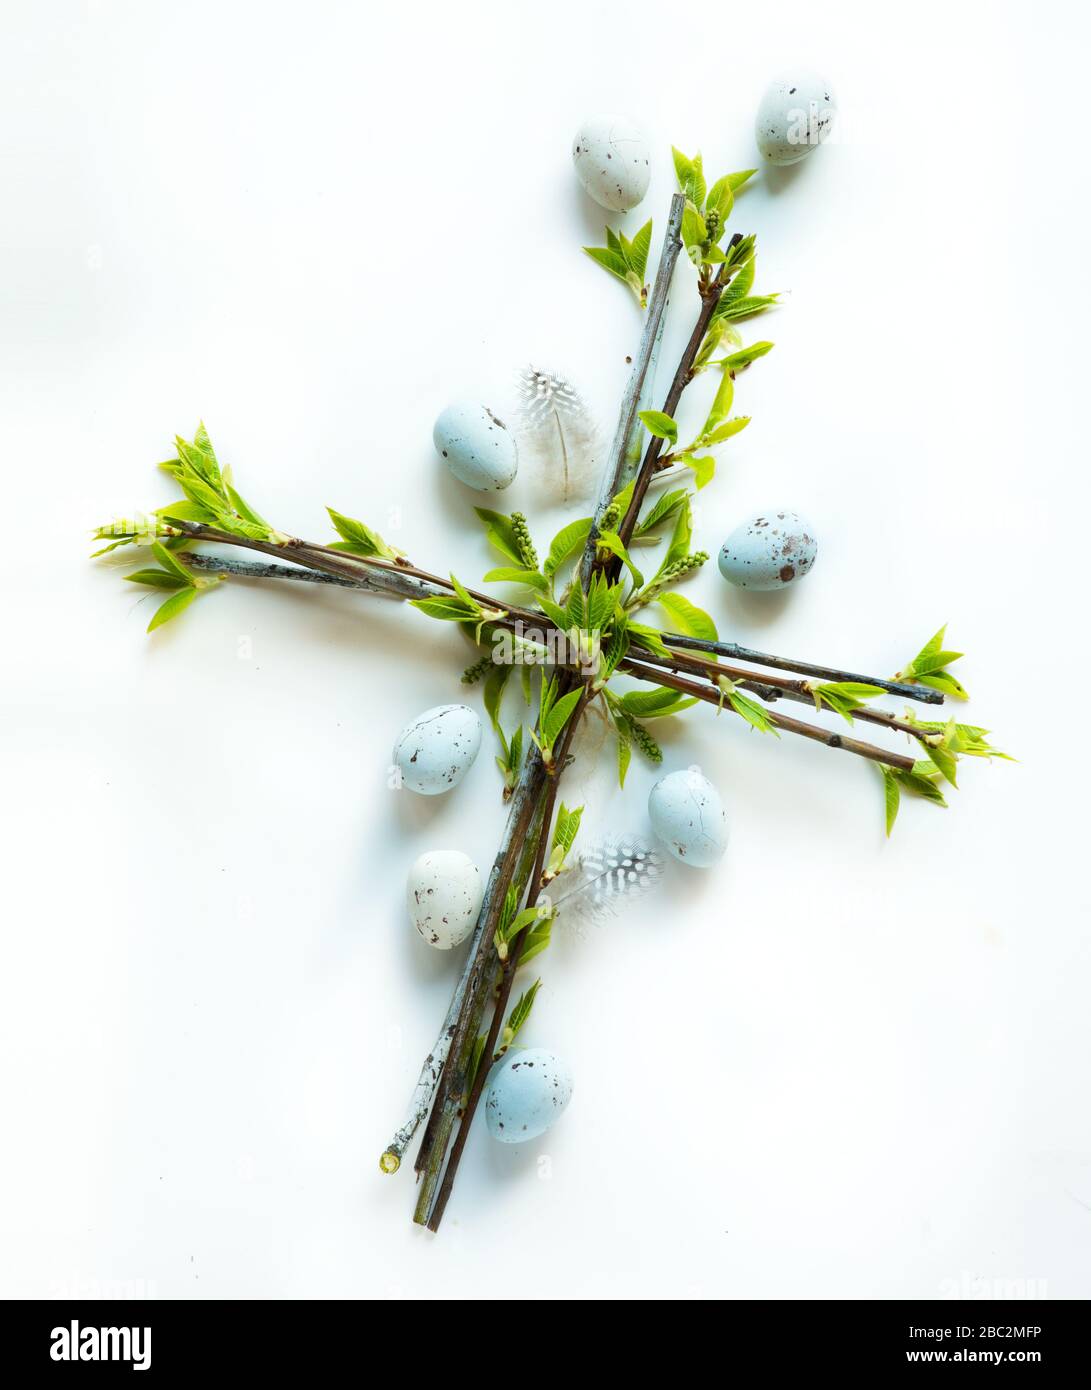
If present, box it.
[406,850,483,950]
[433,401,518,492]
[572,114,651,212]
[718,510,817,591]
[755,72,836,166]
[392,703,482,795]
[648,768,728,868]
[485,1048,574,1143]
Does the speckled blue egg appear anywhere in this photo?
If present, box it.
[755,72,837,167]
[392,703,482,795]
[718,510,817,591]
[484,1048,573,1144]
[433,401,518,492]
[648,768,728,868]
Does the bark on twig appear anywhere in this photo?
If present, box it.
[619,658,918,770]
[658,633,945,706]
[579,193,685,588]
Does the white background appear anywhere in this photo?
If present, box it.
[2,0,1089,1300]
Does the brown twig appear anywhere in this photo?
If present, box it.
[424,692,588,1232]
[619,658,917,770]
[627,643,938,745]
[614,241,741,551]
[658,632,945,706]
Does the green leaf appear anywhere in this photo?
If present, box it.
[628,622,671,658]
[638,410,678,445]
[894,767,948,807]
[812,682,887,723]
[629,220,652,280]
[705,175,735,227]
[175,433,224,494]
[483,663,513,734]
[719,255,755,308]
[702,417,750,446]
[154,499,218,525]
[924,740,959,788]
[537,595,572,630]
[326,507,398,560]
[721,341,775,372]
[583,245,630,281]
[678,454,716,489]
[715,294,780,322]
[620,686,696,718]
[727,688,779,735]
[543,517,592,579]
[124,568,189,590]
[635,489,691,538]
[146,585,198,632]
[656,592,718,641]
[663,496,693,568]
[542,688,582,749]
[725,169,757,193]
[482,567,548,591]
[410,596,477,622]
[178,472,229,518]
[681,202,708,257]
[918,671,970,700]
[506,980,541,1042]
[596,530,644,589]
[473,507,524,565]
[615,721,632,788]
[671,147,706,207]
[881,766,901,837]
[224,483,269,529]
[518,919,553,967]
[552,803,584,856]
[150,540,196,586]
[703,367,735,433]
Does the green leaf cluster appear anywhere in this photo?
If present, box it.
[410,573,508,642]
[156,424,286,544]
[896,626,970,699]
[583,219,654,306]
[811,681,888,723]
[124,540,221,632]
[546,802,584,880]
[327,507,402,561]
[671,150,755,267]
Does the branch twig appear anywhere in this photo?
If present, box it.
[424,692,588,1231]
[658,633,944,706]
[619,658,917,770]
[579,193,685,587]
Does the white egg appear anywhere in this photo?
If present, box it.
[571,114,651,212]
[433,401,518,492]
[392,703,482,795]
[485,1048,574,1143]
[755,72,836,167]
[406,850,483,950]
[718,510,818,591]
[648,768,728,868]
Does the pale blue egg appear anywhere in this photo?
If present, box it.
[433,401,518,492]
[484,1048,573,1143]
[648,768,728,868]
[755,72,837,167]
[718,510,817,591]
[392,703,481,795]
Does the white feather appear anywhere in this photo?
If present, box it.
[545,834,663,932]
[516,366,600,503]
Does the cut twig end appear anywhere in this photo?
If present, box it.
[379,1151,400,1176]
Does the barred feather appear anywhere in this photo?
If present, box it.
[547,834,663,931]
[516,366,600,503]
